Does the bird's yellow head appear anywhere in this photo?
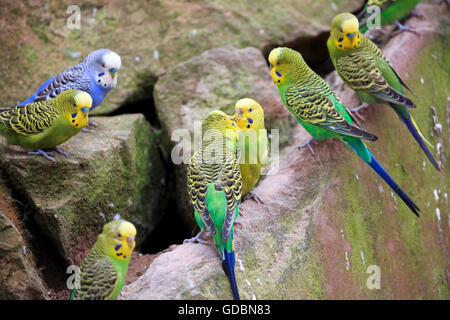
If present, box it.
[101,217,137,262]
[202,110,240,141]
[330,13,361,51]
[230,98,265,132]
[62,90,92,130]
[268,47,306,86]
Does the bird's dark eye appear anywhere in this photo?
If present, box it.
[117,233,122,238]
[249,108,253,112]
[73,104,77,108]
[276,62,280,66]
[102,63,105,68]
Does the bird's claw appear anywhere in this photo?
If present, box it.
[87,121,98,128]
[351,103,369,120]
[81,127,95,133]
[183,231,209,245]
[28,149,56,163]
[233,221,243,229]
[393,21,419,36]
[54,147,71,158]
[297,137,315,154]
[244,191,264,204]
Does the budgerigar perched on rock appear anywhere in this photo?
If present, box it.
[230,98,268,203]
[0,89,92,162]
[70,217,136,300]
[18,48,121,116]
[187,110,242,300]
[327,13,439,171]
[269,47,420,217]
[357,0,422,34]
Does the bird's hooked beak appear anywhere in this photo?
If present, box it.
[235,108,244,121]
[126,235,135,249]
[81,108,89,117]
[346,32,356,42]
[109,68,117,79]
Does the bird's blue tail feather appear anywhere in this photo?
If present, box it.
[399,113,440,171]
[222,250,240,300]
[345,139,420,217]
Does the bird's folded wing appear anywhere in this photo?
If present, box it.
[285,86,377,141]
[0,102,59,136]
[336,53,415,108]
[74,257,118,300]
[34,65,90,102]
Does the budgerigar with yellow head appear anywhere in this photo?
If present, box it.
[230,98,268,203]
[187,110,242,300]
[0,89,92,162]
[70,217,137,300]
[327,13,439,171]
[269,47,420,217]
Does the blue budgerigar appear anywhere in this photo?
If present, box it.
[18,49,121,113]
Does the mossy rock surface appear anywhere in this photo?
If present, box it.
[0,114,167,265]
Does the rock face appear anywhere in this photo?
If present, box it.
[154,46,295,228]
[121,5,449,300]
[0,181,46,300]
[0,114,166,265]
[0,0,360,114]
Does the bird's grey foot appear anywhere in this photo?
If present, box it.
[233,221,243,229]
[87,121,98,128]
[81,127,95,133]
[28,149,55,163]
[297,137,315,154]
[393,21,419,35]
[183,231,209,245]
[244,191,264,204]
[54,146,71,158]
[351,103,369,120]
[410,9,426,19]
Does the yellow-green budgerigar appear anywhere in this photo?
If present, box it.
[269,47,420,217]
[187,110,242,300]
[230,98,268,203]
[0,89,92,162]
[70,217,137,300]
[327,13,439,171]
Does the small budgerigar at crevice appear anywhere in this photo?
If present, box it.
[0,89,92,162]
[327,13,439,171]
[186,110,242,300]
[70,217,137,300]
[18,48,121,114]
[269,47,420,217]
[357,0,422,34]
[230,98,269,204]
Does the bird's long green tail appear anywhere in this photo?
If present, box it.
[343,138,420,217]
[393,109,440,171]
[222,249,240,300]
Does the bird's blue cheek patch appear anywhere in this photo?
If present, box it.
[275,71,282,77]
[71,113,77,119]
[98,72,105,77]
[338,38,343,42]
[247,117,253,124]
[114,244,122,251]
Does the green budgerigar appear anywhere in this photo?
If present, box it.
[187,110,242,300]
[357,0,422,34]
[230,98,269,203]
[327,13,439,171]
[70,217,137,300]
[0,89,92,162]
[269,47,420,217]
